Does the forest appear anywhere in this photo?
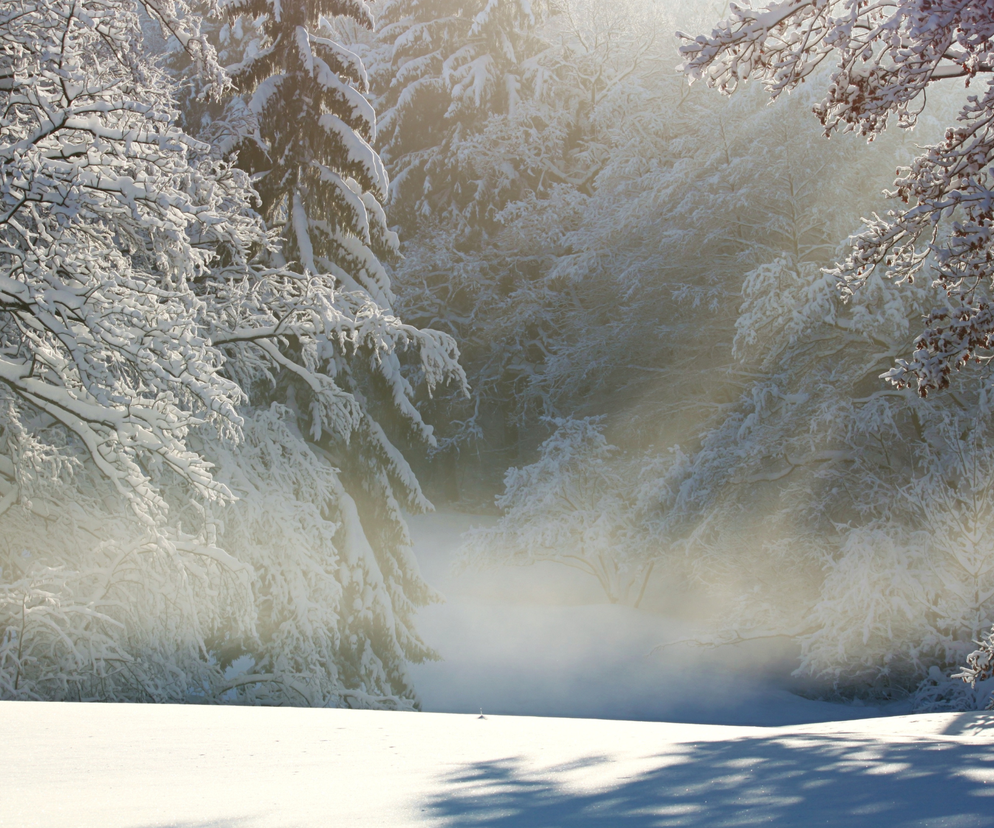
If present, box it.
[2,0,994,713]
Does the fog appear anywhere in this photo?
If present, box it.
[383,0,992,713]
[405,512,891,725]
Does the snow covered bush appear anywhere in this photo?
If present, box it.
[462,418,661,606]
[914,621,994,712]
[0,448,255,701]
[953,625,994,710]
[649,228,994,699]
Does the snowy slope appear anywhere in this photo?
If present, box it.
[4,700,994,828]
[406,511,887,725]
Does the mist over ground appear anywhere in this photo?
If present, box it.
[407,512,887,726]
[377,0,994,712]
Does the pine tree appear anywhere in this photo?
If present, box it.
[374,0,549,232]
[210,0,468,706]
[224,0,395,291]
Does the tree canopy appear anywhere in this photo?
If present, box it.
[681,0,994,397]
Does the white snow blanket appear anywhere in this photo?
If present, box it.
[4,700,994,827]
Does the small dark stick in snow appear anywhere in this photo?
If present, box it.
[478,708,486,719]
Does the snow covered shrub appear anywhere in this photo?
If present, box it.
[801,415,994,696]
[960,628,994,688]
[462,418,661,606]
[800,528,945,693]
[641,179,994,698]
[683,403,994,700]
[913,622,994,712]
[0,415,256,701]
[0,499,255,702]
[953,626,994,710]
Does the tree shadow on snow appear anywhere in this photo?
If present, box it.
[941,712,994,737]
[130,820,257,828]
[427,731,994,827]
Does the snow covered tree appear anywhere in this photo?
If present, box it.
[0,0,245,524]
[627,112,994,701]
[681,0,994,397]
[373,0,551,232]
[656,0,994,706]
[797,411,994,695]
[456,79,916,605]
[367,0,705,497]
[462,418,660,606]
[640,228,945,694]
[0,0,466,706]
[0,0,263,701]
[203,0,468,706]
[223,0,396,286]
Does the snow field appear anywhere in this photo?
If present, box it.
[3,700,994,828]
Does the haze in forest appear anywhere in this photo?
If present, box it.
[2,0,993,718]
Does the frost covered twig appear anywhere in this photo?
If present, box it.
[682,0,994,396]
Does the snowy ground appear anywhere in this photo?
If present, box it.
[7,511,994,828]
[5,701,994,827]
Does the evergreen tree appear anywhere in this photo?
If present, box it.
[374,0,549,233]
[225,0,394,291]
[213,0,468,706]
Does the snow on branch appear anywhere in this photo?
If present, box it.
[683,0,994,396]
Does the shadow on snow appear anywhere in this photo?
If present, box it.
[428,716,994,827]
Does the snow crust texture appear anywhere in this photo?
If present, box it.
[4,701,994,827]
